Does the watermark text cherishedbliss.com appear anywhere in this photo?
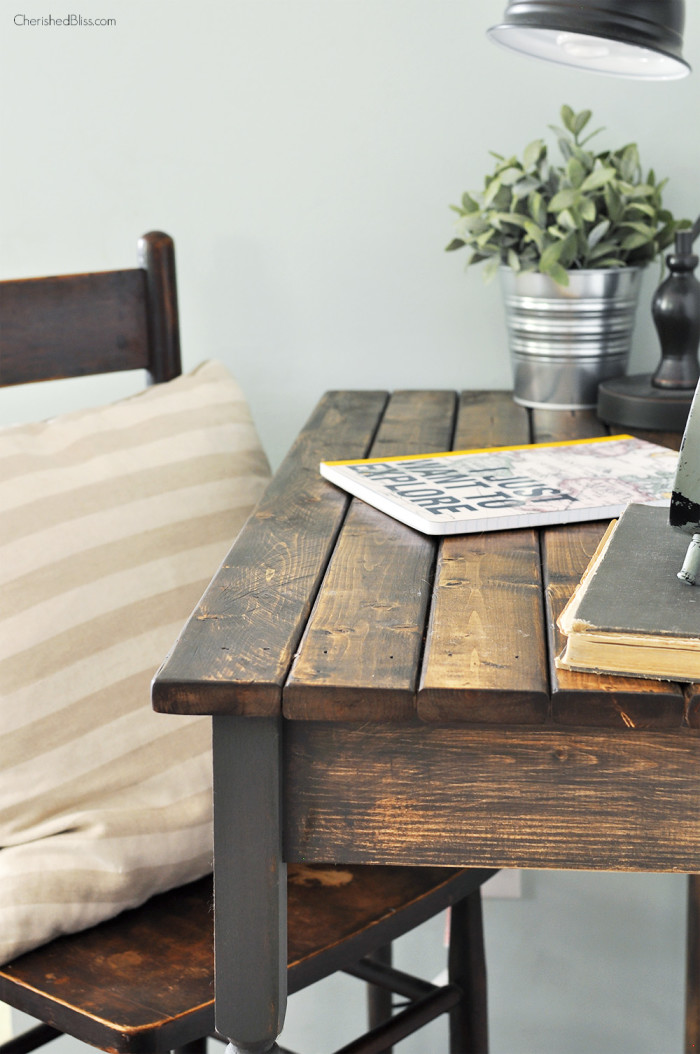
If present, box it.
[14,13,116,26]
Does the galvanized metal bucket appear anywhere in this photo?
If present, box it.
[499,266,643,410]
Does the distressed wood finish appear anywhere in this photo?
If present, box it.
[0,863,493,1054]
[153,390,388,716]
[418,527,549,723]
[284,390,456,721]
[419,388,547,723]
[284,722,700,872]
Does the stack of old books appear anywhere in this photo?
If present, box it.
[556,503,700,683]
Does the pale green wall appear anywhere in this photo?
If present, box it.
[2,2,697,1050]
[3,1,700,465]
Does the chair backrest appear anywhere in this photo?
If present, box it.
[0,231,182,388]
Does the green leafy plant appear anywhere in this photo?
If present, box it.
[446,105,688,286]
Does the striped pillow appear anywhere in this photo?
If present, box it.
[0,360,270,964]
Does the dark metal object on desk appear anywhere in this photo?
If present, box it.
[597,219,700,431]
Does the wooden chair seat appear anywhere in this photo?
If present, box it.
[0,864,494,1054]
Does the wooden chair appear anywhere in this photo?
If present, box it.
[0,232,495,1054]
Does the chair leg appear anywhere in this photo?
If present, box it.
[0,1025,61,1054]
[366,944,393,1034]
[448,890,488,1054]
[686,874,700,1054]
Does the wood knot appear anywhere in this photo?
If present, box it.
[288,864,354,888]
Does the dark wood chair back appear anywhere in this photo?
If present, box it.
[0,231,181,388]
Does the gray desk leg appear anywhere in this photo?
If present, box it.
[213,715,287,1053]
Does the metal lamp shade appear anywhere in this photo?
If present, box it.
[488,0,690,79]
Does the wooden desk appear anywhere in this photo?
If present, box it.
[153,389,699,1053]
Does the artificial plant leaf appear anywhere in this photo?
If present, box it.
[580,166,616,192]
[550,187,580,211]
[560,105,576,132]
[542,260,570,285]
[528,191,547,228]
[461,192,480,213]
[511,176,540,199]
[523,139,545,169]
[621,231,653,250]
[483,176,503,208]
[573,109,592,136]
[620,144,640,182]
[587,220,611,249]
[483,255,501,281]
[567,156,586,188]
[580,198,597,222]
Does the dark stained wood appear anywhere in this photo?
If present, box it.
[138,230,182,383]
[453,390,529,449]
[0,877,215,1054]
[0,864,493,1054]
[543,520,685,728]
[0,231,181,388]
[418,528,549,723]
[419,390,548,723]
[283,390,456,722]
[283,722,700,872]
[153,390,388,717]
[286,864,495,993]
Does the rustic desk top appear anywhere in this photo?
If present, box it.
[155,387,693,731]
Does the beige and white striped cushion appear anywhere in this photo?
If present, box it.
[0,360,271,964]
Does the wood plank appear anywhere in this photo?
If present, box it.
[284,722,700,872]
[418,390,549,723]
[152,390,388,716]
[450,390,529,449]
[283,391,457,721]
[543,521,685,728]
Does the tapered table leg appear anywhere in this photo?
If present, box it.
[213,716,287,1054]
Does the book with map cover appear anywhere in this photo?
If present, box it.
[319,434,678,536]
